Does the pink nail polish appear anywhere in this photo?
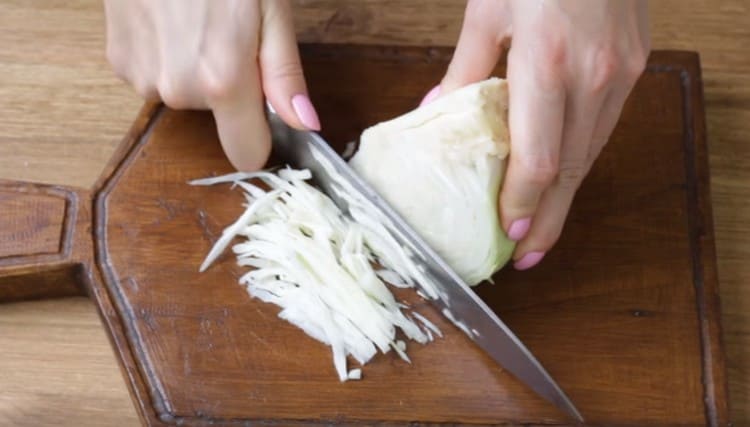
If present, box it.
[419,85,441,107]
[507,217,531,241]
[291,94,321,131]
[514,251,546,271]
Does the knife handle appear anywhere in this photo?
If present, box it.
[0,180,94,303]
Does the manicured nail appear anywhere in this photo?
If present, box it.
[291,94,321,131]
[419,85,441,107]
[507,217,531,241]
[514,251,546,271]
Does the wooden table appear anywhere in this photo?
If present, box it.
[0,1,747,425]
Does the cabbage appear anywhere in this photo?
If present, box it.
[192,78,513,381]
[350,78,513,285]
[191,164,442,382]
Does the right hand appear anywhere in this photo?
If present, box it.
[104,0,320,171]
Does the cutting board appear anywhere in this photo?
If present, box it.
[0,45,728,426]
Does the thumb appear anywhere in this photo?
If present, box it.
[259,0,320,131]
[438,0,508,96]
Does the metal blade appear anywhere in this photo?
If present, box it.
[267,110,583,423]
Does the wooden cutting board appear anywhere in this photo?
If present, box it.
[0,45,728,426]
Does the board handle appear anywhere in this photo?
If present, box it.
[0,180,93,303]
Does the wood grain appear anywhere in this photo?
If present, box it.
[0,0,748,425]
[0,180,94,304]
[0,48,722,425]
[88,49,723,425]
[0,298,139,426]
[0,192,65,258]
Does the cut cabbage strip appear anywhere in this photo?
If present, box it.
[411,311,443,338]
[309,147,442,301]
[194,165,441,382]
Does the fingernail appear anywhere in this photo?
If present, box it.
[291,94,321,131]
[419,85,441,107]
[514,251,546,271]
[507,217,531,241]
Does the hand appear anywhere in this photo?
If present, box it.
[103,0,320,171]
[424,0,650,270]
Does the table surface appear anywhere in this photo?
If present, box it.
[0,1,747,425]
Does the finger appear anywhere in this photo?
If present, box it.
[157,75,203,109]
[259,0,319,131]
[511,175,574,270]
[587,83,636,162]
[104,0,159,101]
[512,88,608,269]
[103,0,131,77]
[439,0,508,95]
[113,47,158,101]
[154,1,205,109]
[133,77,160,102]
[210,72,271,172]
[199,3,269,171]
[500,48,566,242]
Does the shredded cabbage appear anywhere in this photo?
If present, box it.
[193,77,513,381]
[191,164,441,382]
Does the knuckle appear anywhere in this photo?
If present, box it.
[520,155,559,186]
[538,31,567,68]
[132,79,154,100]
[590,47,620,92]
[200,61,242,101]
[557,162,588,190]
[509,31,566,92]
[158,80,190,109]
[266,60,304,84]
[626,50,648,82]
[203,76,236,102]
[533,43,567,91]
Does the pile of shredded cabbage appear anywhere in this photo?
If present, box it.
[191,156,441,382]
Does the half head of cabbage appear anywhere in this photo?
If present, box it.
[350,78,514,285]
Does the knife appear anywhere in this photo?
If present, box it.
[267,108,583,423]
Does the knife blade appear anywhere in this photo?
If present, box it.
[267,109,583,423]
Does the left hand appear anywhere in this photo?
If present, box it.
[423,0,650,270]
